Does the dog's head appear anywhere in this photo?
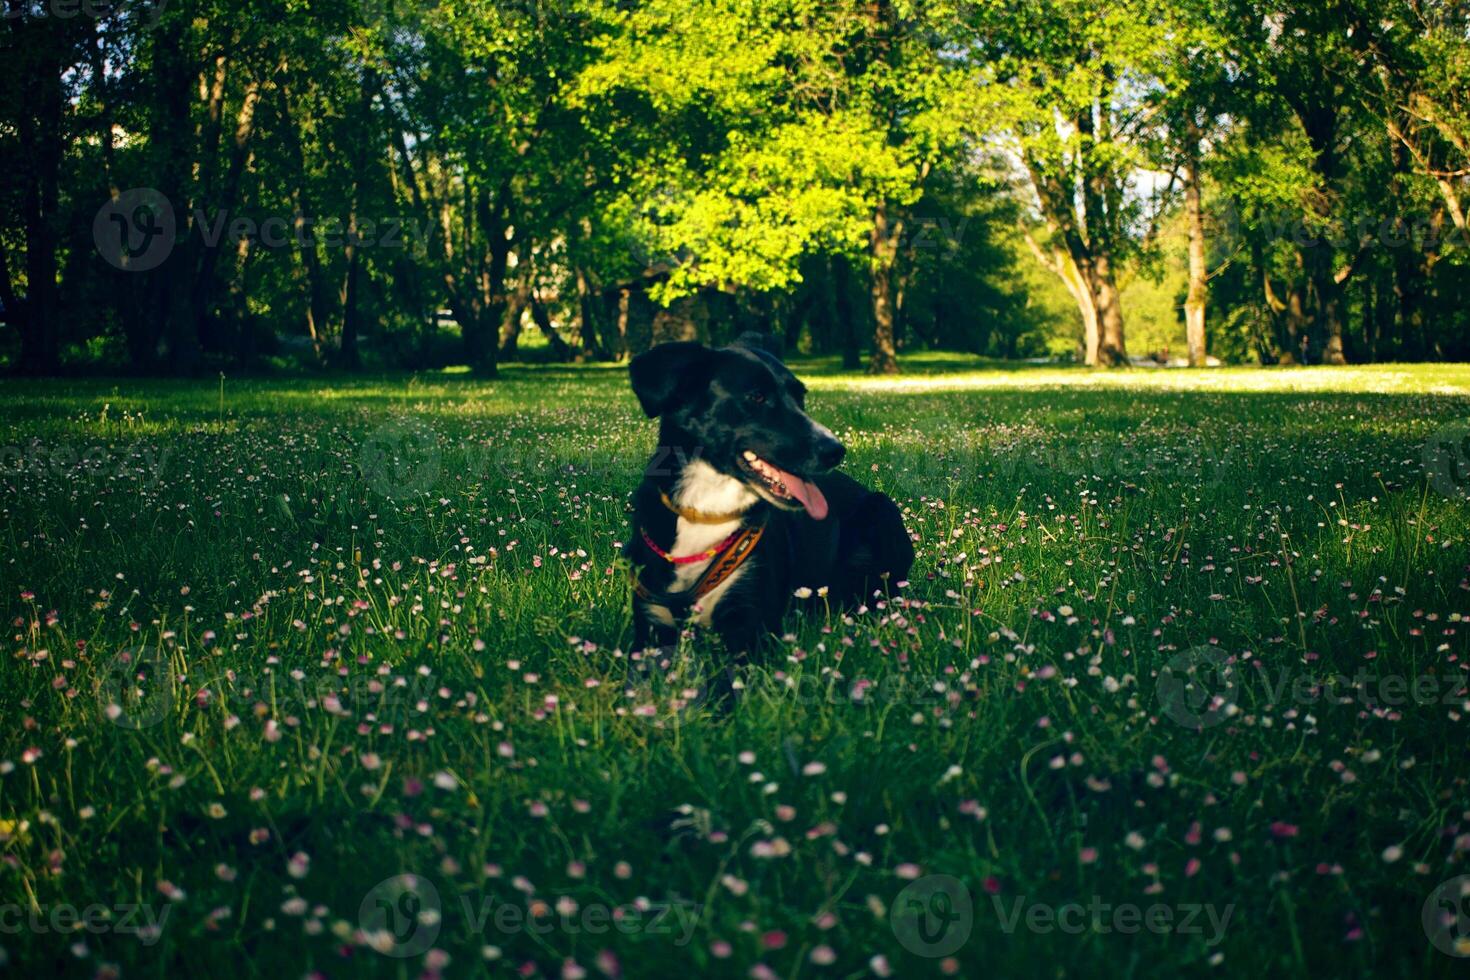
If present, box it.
[629,337,845,519]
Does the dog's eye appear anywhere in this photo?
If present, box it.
[747,390,767,406]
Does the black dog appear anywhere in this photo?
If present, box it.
[624,338,914,669]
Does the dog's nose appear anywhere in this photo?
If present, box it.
[816,437,846,470]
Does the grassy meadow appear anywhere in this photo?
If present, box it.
[2,357,1469,978]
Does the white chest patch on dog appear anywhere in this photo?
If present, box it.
[644,461,759,627]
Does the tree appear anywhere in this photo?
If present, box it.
[1343,0,1470,231]
[2,0,1465,373]
[574,0,964,373]
[967,1,1184,365]
[1145,3,1232,367]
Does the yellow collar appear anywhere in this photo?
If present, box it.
[659,490,750,525]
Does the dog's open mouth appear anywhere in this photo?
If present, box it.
[739,450,829,520]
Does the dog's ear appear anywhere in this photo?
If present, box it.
[629,342,713,418]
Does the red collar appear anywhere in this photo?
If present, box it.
[640,526,743,565]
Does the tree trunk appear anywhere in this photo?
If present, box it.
[14,29,64,374]
[139,14,198,371]
[1301,243,1346,364]
[574,267,609,359]
[620,286,655,355]
[530,296,575,361]
[1024,231,1099,364]
[336,80,375,370]
[458,183,513,377]
[278,83,330,364]
[500,281,529,357]
[1092,259,1128,366]
[1078,102,1128,367]
[600,289,626,360]
[1183,125,1208,368]
[0,242,22,354]
[868,203,900,375]
[340,211,361,369]
[228,229,254,365]
[832,254,861,369]
[382,84,508,378]
[1293,99,1347,365]
[189,75,262,364]
[1071,264,1101,366]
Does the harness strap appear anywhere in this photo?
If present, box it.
[634,520,766,613]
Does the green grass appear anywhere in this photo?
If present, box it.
[2,358,1469,979]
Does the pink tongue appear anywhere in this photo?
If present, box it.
[769,464,828,520]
